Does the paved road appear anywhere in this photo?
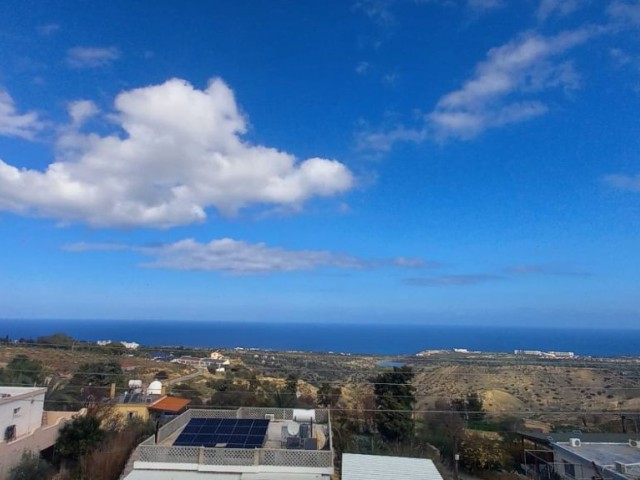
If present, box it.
[166,367,208,386]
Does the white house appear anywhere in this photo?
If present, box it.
[0,386,83,478]
[552,438,640,480]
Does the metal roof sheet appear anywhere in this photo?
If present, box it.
[341,454,444,480]
[123,471,239,480]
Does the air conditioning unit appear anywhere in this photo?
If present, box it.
[264,414,275,421]
[629,439,639,448]
[569,438,581,447]
[615,461,628,474]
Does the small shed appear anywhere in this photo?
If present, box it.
[341,454,444,480]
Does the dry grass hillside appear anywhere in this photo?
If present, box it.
[414,363,640,425]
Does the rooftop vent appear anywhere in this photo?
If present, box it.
[569,438,581,447]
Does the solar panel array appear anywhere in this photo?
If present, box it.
[174,418,270,449]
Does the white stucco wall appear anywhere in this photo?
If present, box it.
[0,387,46,442]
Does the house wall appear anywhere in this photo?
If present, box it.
[0,409,79,479]
[0,388,46,442]
[113,404,150,423]
[553,449,597,479]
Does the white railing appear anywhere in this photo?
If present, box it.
[138,445,200,463]
[156,409,192,443]
[202,448,255,466]
[259,448,333,468]
[190,408,238,419]
[137,445,333,468]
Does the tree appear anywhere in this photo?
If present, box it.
[458,433,506,473]
[36,332,76,348]
[317,382,341,408]
[7,451,51,480]
[55,414,106,463]
[70,361,123,403]
[372,366,415,443]
[466,392,485,422]
[0,355,44,385]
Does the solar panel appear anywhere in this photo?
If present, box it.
[174,418,270,449]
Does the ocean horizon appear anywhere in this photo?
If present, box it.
[2,319,639,357]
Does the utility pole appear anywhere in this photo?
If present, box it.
[454,453,460,480]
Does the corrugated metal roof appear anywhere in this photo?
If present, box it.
[341,454,444,480]
[123,471,240,480]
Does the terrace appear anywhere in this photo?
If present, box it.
[125,407,334,479]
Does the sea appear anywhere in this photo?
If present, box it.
[2,319,640,357]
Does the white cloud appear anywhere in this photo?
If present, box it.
[67,47,120,68]
[68,100,99,125]
[536,0,580,21]
[603,173,640,192]
[0,78,354,228]
[359,28,593,149]
[429,29,591,139]
[467,0,504,10]
[37,24,60,36]
[66,238,430,274]
[0,88,42,139]
[356,61,370,75]
[354,0,395,26]
[608,1,640,25]
[404,274,502,286]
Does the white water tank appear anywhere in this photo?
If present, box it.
[128,379,143,389]
[147,380,163,395]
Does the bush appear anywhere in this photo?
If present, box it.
[7,451,51,480]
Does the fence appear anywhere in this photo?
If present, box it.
[137,445,333,468]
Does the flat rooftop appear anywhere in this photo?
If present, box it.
[556,442,640,479]
[0,386,46,404]
[162,410,330,451]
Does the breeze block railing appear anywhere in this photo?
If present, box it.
[137,445,333,468]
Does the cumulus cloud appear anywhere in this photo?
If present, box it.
[358,28,594,150]
[0,89,42,139]
[603,173,640,192]
[68,100,99,125]
[404,274,502,286]
[65,238,431,274]
[67,47,120,68]
[0,78,354,228]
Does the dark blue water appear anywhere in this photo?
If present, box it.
[1,319,639,356]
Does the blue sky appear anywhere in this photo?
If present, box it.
[1,0,640,327]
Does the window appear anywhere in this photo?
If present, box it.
[4,425,16,442]
[563,459,576,478]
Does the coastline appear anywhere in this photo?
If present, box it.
[2,319,640,357]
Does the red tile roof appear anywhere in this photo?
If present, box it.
[148,396,191,413]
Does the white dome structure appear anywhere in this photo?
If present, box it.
[147,380,163,395]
